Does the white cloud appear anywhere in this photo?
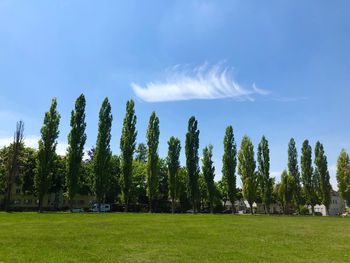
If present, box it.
[0,135,68,156]
[131,63,270,102]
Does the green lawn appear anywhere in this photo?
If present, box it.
[0,213,349,262]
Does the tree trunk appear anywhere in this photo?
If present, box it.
[250,203,253,215]
[210,200,213,214]
[38,196,43,213]
[171,198,175,214]
[311,205,315,216]
[231,203,235,214]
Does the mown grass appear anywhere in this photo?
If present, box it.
[0,213,349,262]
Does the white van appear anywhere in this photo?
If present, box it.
[90,203,111,212]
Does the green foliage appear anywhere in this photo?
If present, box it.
[280,170,295,214]
[288,138,301,209]
[185,116,200,212]
[336,149,350,205]
[314,141,332,213]
[120,100,137,211]
[157,158,168,202]
[135,143,147,163]
[202,144,215,213]
[238,135,257,214]
[66,94,87,206]
[105,155,121,203]
[177,167,190,211]
[222,125,237,213]
[93,98,113,207]
[167,136,181,213]
[301,140,318,213]
[35,98,61,212]
[131,160,147,204]
[146,112,160,212]
[257,135,272,213]
[21,147,37,195]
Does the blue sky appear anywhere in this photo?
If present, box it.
[1,1,350,188]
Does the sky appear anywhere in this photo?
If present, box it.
[0,0,350,188]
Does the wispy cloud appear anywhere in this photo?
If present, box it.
[131,63,270,102]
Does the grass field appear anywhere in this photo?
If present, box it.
[0,213,349,262]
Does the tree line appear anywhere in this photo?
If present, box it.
[1,94,349,215]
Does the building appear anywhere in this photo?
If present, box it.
[310,191,346,216]
[0,184,95,211]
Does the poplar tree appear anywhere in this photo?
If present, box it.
[301,140,317,215]
[336,149,350,206]
[257,136,272,214]
[238,135,257,214]
[66,94,87,208]
[146,112,160,212]
[314,141,332,215]
[5,121,24,211]
[202,144,215,213]
[93,98,112,211]
[222,125,237,214]
[167,136,181,213]
[288,138,301,210]
[120,100,137,212]
[185,116,200,212]
[35,98,60,212]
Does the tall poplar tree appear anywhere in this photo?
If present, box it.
[222,125,237,214]
[35,98,60,212]
[202,144,215,213]
[301,140,317,215]
[238,135,257,214]
[93,98,112,211]
[120,100,137,212]
[5,121,24,211]
[314,141,332,215]
[336,149,350,206]
[257,136,272,214]
[288,138,301,210]
[66,94,87,208]
[167,137,181,213]
[185,116,200,212]
[146,111,160,212]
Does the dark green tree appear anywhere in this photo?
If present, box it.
[257,135,273,214]
[135,143,147,163]
[185,116,200,213]
[167,137,181,213]
[35,98,61,212]
[120,100,137,211]
[314,141,332,215]
[202,144,215,213]
[280,170,294,214]
[66,94,87,208]
[301,140,317,215]
[336,149,350,206]
[105,155,121,203]
[49,155,66,210]
[21,147,37,195]
[5,121,24,211]
[222,125,237,214]
[288,138,301,210]
[238,135,257,215]
[146,112,160,212]
[93,98,112,211]
[131,159,148,205]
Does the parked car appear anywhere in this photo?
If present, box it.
[90,203,111,212]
